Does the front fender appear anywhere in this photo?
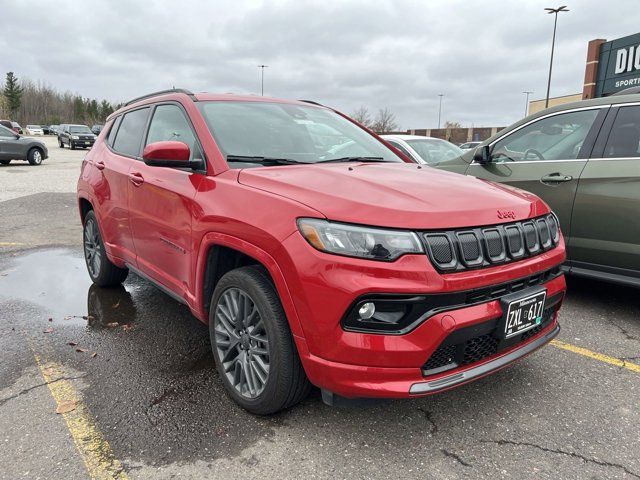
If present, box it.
[193,232,305,340]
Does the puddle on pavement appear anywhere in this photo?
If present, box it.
[0,248,141,327]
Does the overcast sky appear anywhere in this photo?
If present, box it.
[1,0,638,128]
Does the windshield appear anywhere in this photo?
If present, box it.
[198,101,403,166]
[405,139,463,164]
[70,126,92,134]
[27,125,40,129]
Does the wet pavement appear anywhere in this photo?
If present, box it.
[0,183,639,478]
[1,244,639,479]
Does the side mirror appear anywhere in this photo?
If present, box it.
[143,141,199,169]
[473,145,492,164]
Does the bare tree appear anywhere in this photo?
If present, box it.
[371,107,399,133]
[444,120,462,129]
[11,74,116,125]
[350,106,373,128]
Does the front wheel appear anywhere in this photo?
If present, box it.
[210,266,310,415]
[27,148,43,165]
[0,160,10,165]
[58,138,64,148]
[83,210,128,286]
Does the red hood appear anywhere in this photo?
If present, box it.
[238,163,549,229]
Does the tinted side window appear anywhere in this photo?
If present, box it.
[491,109,600,162]
[145,105,201,160]
[603,106,640,158]
[0,126,15,138]
[112,108,150,157]
[107,116,122,147]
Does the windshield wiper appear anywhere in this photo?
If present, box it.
[226,155,307,165]
[315,156,389,164]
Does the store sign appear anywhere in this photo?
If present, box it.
[596,33,640,96]
[614,45,640,74]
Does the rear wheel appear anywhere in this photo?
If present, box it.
[27,148,43,165]
[210,266,310,414]
[0,160,10,165]
[58,138,64,148]
[83,210,128,286]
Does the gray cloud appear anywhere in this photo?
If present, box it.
[0,0,637,128]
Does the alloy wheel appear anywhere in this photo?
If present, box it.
[84,218,102,278]
[32,150,42,164]
[214,287,270,399]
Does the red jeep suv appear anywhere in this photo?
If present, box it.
[77,89,566,414]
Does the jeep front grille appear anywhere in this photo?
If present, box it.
[423,214,560,272]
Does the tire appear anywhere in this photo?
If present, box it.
[209,265,311,415]
[58,138,64,148]
[0,160,10,165]
[27,148,44,165]
[69,141,75,150]
[83,210,128,287]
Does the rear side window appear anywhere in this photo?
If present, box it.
[107,116,122,147]
[604,106,640,158]
[112,108,150,157]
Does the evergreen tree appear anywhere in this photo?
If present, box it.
[4,72,23,118]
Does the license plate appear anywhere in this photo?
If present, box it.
[85,141,90,145]
[502,290,546,339]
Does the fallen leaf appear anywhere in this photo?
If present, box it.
[48,317,53,322]
[56,400,77,414]
[75,348,88,353]
[63,316,72,320]
[67,342,77,347]
[82,315,95,321]
[105,322,119,328]
[91,352,97,358]
[43,328,54,334]
[123,324,135,331]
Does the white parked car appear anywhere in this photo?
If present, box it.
[26,125,44,136]
[381,134,463,165]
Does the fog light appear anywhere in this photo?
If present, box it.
[358,302,376,320]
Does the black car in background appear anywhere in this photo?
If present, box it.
[0,124,48,165]
[58,124,97,149]
[91,124,104,135]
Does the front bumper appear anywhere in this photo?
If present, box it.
[281,229,567,398]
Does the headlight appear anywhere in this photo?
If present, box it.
[71,135,79,139]
[297,218,423,261]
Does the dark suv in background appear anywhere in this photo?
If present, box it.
[58,124,97,149]
[436,94,640,288]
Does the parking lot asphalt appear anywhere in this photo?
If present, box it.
[1,137,639,479]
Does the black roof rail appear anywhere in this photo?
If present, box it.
[298,99,325,106]
[124,88,196,106]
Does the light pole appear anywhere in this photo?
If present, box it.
[257,64,269,96]
[544,6,569,108]
[437,94,444,129]
[523,91,533,116]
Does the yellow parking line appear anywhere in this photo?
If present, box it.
[33,353,129,480]
[0,242,26,246]
[551,339,640,373]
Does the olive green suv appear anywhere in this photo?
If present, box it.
[435,94,640,288]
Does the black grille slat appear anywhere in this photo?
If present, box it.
[423,214,559,272]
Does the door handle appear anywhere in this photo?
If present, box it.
[129,172,144,187]
[541,173,573,184]
[95,160,105,170]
